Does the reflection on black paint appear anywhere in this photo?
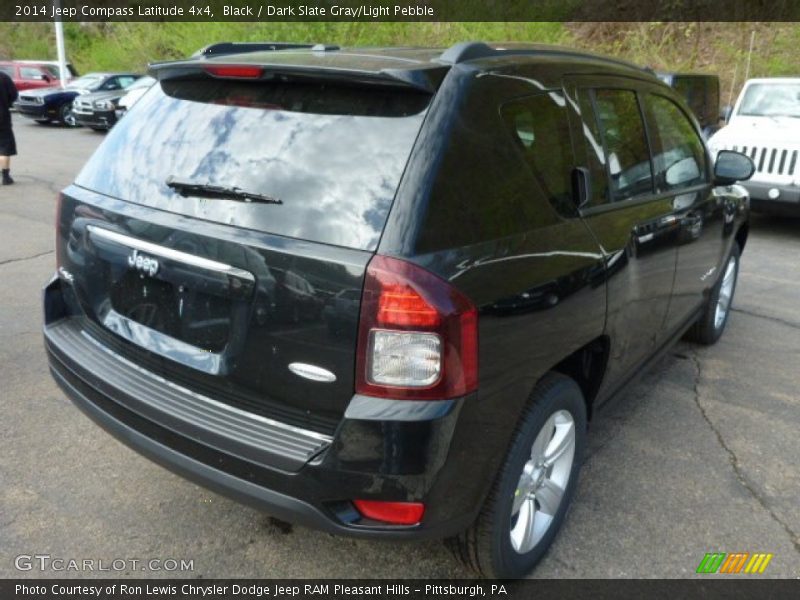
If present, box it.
[76,81,427,251]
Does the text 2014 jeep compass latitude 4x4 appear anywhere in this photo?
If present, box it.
[43,42,755,578]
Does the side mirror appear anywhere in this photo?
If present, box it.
[720,105,733,123]
[714,150,755,186]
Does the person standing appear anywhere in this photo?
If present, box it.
[0,68,18,185]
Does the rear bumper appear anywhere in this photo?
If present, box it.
[43,275,483,539]
[741,181,800,215]
[49,361,350,535]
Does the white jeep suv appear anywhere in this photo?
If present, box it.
[708,77,800,216]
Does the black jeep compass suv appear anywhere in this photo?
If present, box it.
[43,41,754,578]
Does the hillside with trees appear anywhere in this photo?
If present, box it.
[1,21,797,105]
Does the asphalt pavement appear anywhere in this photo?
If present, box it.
[1,115,798,578]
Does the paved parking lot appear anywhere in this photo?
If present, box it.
[1,115,799,578]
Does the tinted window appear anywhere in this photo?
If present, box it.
[593,89,653,202]
[76,78,429,251]
[501,93,574,215]
[645,94,707,192]
[576,90,612,207]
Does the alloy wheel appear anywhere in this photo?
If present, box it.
[714,255,737,330]
[509,410,576,554]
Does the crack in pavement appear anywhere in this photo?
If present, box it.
[690,350,800,555]
[731,307,800,331]
[0,250,54,267]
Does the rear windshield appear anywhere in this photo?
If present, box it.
[75,76,430,250]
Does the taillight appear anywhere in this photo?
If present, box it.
[204,65,264,79]
[355,255,478,400]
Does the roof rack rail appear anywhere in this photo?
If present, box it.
[438,41,650,75]
[438,42,499,64]
[193,42,339,57]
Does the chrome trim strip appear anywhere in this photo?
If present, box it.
[344,394,459,422]
[87,225,255,282]
[288,362,337,383]
[102,309,224,375]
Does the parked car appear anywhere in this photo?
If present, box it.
[14,72,139,126]
[0,60,78,92]
[656,72,721,138]
[43,42,754,578]
[707,77,800,216]
[113,75,156,121]
[72,75,150,131]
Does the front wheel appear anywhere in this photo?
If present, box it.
[685,243,740,345]
[450,373,586,578]
[59,104,77,127]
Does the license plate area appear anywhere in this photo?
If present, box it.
[109,271,230,353]
[86,225,255,375]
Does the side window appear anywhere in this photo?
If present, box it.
[118,76,136,89]
[593,89,653,202]
[20,67,45,80]
[576,90,611,207]
[500,92,574,215]
[101,78,121,91]
[645,94,708,192]
[0,66,13,77]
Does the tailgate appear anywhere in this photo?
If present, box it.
[57,188,370,434]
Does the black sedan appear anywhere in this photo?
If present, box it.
[72,76,152,131]
[14,72,140,127]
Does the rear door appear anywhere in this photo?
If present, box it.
[565,76,680,397]
[59,73,431,434]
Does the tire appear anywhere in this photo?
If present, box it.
[450,372,587,578]
[685,242,740,345]
[59,104,77,127]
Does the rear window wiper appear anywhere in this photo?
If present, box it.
[166,177,282,205]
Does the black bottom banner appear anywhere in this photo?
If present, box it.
[2,579,800,600]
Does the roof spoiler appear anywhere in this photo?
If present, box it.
[192,42,340,58]
[150,60,447,94]
[437,41,651,75]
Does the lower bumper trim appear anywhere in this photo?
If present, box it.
[50,364,343,533]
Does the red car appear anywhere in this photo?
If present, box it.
[0,60,78,92]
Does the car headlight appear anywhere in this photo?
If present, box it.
[94,100,114,110]
[35,96,45,105]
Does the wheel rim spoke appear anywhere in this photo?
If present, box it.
[544,419,575,466]
[536,479,564,516]
[531,414,555,462]
[714,255,737,329]
[510,497,536,553]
